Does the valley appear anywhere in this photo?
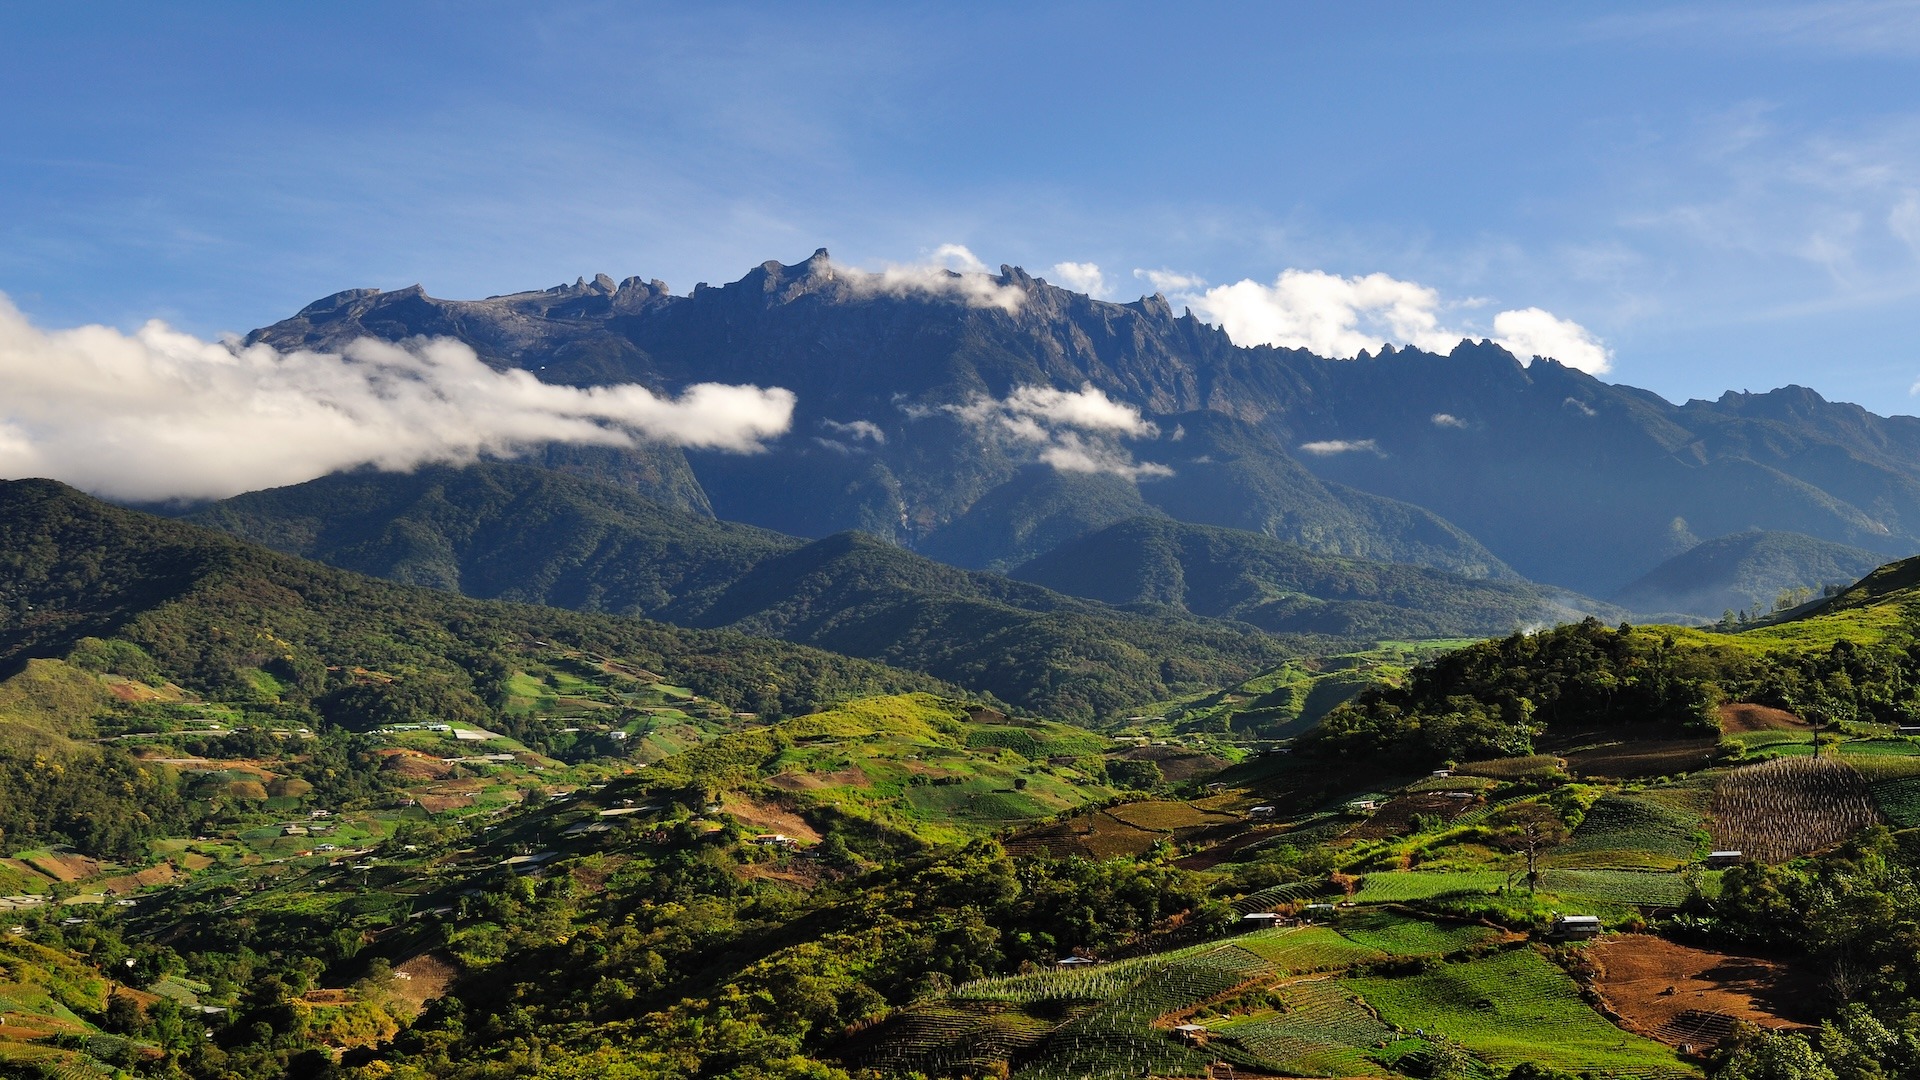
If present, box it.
[5,470,1920,1079]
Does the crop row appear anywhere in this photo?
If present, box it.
[1218,976,1394,1076]
[1230,878,1332,914]
[1870,776,1920,828]
[1711,757,1879,863]
[1539,869,1700,907]
[1349,870,1506,903]
[1343,948,1687,1078]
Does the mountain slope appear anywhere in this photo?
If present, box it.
[247,253,1920,596]
[0,477,948,716]
[186,464,1302,720]
[1610,530,1893,618]
[1013,516,1623,638]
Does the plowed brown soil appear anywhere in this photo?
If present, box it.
[1718,703,1808,733]
[1591,935,1814,1049]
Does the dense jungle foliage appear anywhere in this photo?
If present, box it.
[1304,617,1920,765]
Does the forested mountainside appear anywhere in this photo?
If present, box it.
[247,251,1920,595]
[1611,529,1890,619]
[188,464,1635,717]
[0,478,949,719]
[1012,515,1624,638]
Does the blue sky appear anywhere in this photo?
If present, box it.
[6,2,1920,414]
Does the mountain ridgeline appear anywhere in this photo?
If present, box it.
[249,251,1920,597]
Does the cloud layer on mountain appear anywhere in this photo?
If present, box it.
[0,297,796,502]
[945,383,1171,479]
[825,244,1026,312]
[1130,266,1613,375]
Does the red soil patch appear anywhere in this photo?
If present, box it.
[390,952,457,1011]
[1719,703,1808,733]
[135,755,277,779]
[1561,737,1720,778]
[20,852,101,883]
[1591,935,1815,1049]
[96,863,176,894]
[719,794,822,842]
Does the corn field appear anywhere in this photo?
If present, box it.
[1711,756,1878,863]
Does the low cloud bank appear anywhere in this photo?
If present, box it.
[0,297,796,502]
[1130,266,1614,375]
[946,383,1171,480]
[824,244,1025,313]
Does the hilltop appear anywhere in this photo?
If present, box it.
[1611,529,1890,619]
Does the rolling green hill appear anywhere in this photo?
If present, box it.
[1012,516,1624,638]
[186,464,1308,721]
[1611,529,1891,619]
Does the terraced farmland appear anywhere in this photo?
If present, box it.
[1217,977,1398,1077]
[1553,793,1705,869]
[1344,948,1691,1078]
[1230,878,1332,914]
[1334,910,1508,957]
[1349,870,1506,903]
[1013,945,1274,1080]
[1233,926,1385,971]
[1870,776,1920,828]
[1539,869,1705,907]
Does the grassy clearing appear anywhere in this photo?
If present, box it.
[1345,947,1690,1077]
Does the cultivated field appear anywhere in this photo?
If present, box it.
[1344,947,1690,1078]
[1590,935,1814,1049]
[1710,757,1879,863]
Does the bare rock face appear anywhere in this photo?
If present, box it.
[246,252,1920,595]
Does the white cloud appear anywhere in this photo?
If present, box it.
[1146,266,1614,375]
[1563,397,1598,417]
[1039,433,1174,480]
[945,382,1169,480]
[1133,268,1207,295]
[0,297,795,502]
[1297,439,1381,456]
[1431,413,1469,428]
[820,244,1025,313]
[1048,261,1110,298]
[1492,308,1614,374]
[821,418,885,444]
